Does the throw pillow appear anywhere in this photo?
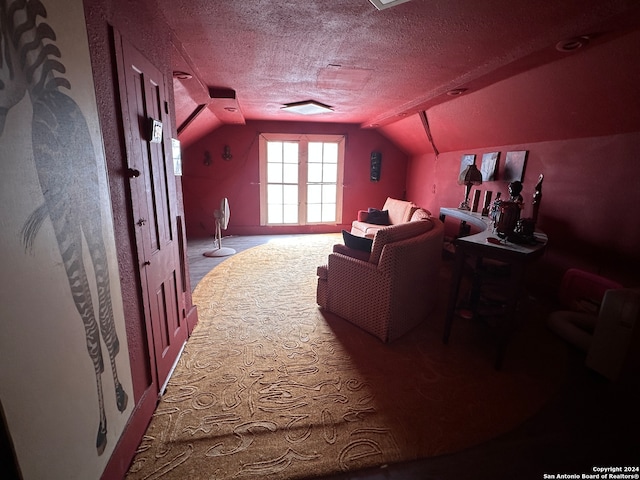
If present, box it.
[342,230,374,252]
[366,208,390,225]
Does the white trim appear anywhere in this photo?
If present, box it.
[159,340,187,397]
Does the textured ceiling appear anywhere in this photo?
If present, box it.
[159,0,640,146]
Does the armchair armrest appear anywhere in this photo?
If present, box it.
[326,253,393,340]
[559,268,623,313]
[328,251,381,276]
[326,253,385,308]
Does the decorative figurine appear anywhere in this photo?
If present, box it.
[496,201,521,241]
[489,192,502,224]
[508,180,524,204]
[532,173,544,225]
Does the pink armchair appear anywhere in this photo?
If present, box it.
[316,218,445,342]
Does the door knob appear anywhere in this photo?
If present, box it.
[142,260,151,266]
[127,168,141,178]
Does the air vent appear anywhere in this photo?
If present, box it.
[369,0,413,10]
[173,71,193,80]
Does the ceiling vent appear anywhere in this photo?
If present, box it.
[173,71,193,80]
[369,0,413,10]
[281,100,333,115]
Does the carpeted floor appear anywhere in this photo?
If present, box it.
[126,234,568,479]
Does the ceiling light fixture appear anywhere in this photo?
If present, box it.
[369,0,413,10]
[281,100,333,115]
[446,88,468,96]
[556,36,590,52]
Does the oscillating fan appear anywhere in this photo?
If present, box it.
[203,197,236,257]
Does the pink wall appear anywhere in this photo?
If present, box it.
[182,121,409,237]
[406,132,640,290]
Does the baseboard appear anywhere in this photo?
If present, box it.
[101,385,158,480]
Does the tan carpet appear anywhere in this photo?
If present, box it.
[126,234,567,479]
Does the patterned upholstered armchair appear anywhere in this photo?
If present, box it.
[316,218,445,342]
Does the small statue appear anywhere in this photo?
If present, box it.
[489,192,502,224]
[508,180,524,204]
[532,174,544,225]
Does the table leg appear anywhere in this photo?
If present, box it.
[443,249,466,344]
[468,256,484,317]
[494,261,525,369]
[459,220,470,237]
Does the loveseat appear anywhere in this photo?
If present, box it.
[350,197,431,238]
[317,217,445,342]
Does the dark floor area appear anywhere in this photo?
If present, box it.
[320,353,639,480]
[187,235,640,480]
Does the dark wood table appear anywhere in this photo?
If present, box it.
[439,207,548,368]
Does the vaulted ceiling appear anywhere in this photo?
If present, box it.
[160,0,640,151]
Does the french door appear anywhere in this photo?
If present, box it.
[259,134,345,225]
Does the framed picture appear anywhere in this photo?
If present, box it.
[149,118,163,143]
[503,150,528,182]
[480,152,499,181]
[459,153,476,179]
[172,138,182,175]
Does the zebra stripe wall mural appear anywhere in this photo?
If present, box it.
[0,0,133,478]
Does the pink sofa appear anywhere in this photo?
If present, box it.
[317,217,445,342]
[350,197,431,238]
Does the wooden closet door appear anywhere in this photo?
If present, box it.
[115,34,188,392]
